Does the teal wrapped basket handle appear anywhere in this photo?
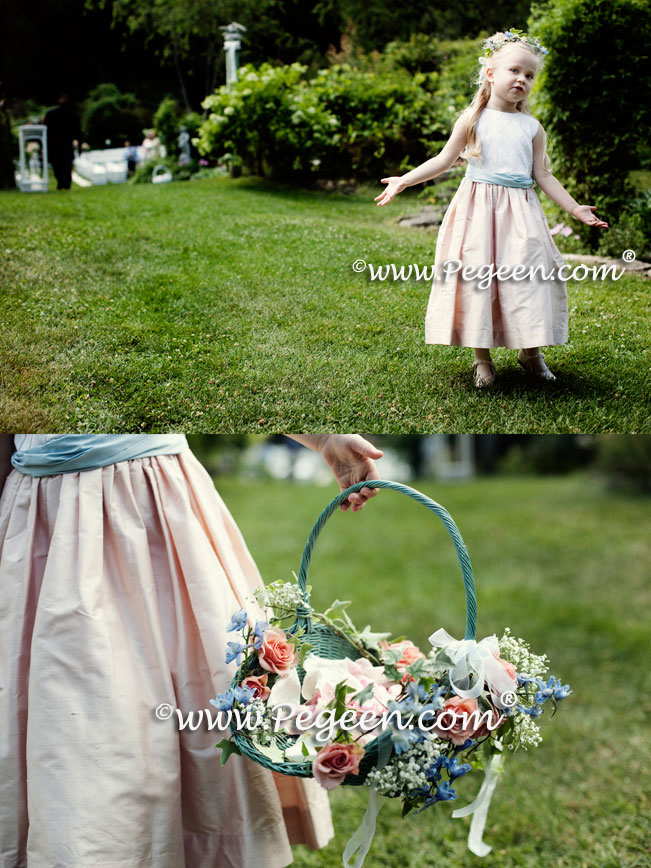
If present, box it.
[231,479,478,783]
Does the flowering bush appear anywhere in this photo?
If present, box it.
[196,63,450,182]
[215,580,571,851]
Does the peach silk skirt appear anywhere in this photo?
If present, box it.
[0,452,333,868]
[425,178,568,349]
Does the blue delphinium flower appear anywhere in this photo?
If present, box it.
[554,680,572,700]
[232,686,254,706]
[433,780,457,802]
[519,703,543,718]
[226,608,248,633]
[225,641,245,664]
[426,756,443,781]
[452,738,476,755]
[534,676,555,704]
[390,726,419,755]
[443,756,472,780]
[415,778,458,812]
[210,691,234,711]
[252,621,269,650]
[407,681,429,703]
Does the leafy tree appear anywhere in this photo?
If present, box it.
[81,82,147,147]
[89,0,225,110]
[529,0,651,250]
[313,0,532,49]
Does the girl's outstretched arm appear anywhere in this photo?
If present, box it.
[532,125,608,228]
[375,111,471,207]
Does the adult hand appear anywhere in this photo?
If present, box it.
[319,435,383,511]
[572,205,608,228]
[375,177,406,207]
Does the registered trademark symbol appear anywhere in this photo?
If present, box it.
[622,249,636,262]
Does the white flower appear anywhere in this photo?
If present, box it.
[224,106,235,116]
[498,628,548,679]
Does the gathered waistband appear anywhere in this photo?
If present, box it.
[12,435,189,477]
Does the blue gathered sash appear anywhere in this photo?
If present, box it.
[12,435,188,477]
[465,168,533,189]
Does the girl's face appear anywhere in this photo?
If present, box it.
[486,46,539,106]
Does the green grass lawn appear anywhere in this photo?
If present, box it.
[1,178,648,433]
[216,473,650,868]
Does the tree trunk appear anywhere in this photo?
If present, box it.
[172,36,192,112]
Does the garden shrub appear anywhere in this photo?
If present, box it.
[529,0,651,252]
[153,97,182,156]
[381,33,447,75]
[81,83,146,148]
[197,62,451,182]
[130,155,199,183]
[593,435,651,493]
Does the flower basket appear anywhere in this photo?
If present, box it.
[217,480,571,864]
[229,479,478,782]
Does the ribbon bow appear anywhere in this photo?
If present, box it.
[428,628,516,710]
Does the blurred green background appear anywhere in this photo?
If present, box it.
[200,434,649,868]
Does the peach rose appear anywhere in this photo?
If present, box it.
[493,654,517,681]
[257,626,298,676]
[241,673,271,701]
[313,741,365,790]
[432,696,501,746]
[382,639,425,682]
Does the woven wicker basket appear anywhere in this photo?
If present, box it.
[231,479,478,784]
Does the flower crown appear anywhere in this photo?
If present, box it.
[479,28,548,67]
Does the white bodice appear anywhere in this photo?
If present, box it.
[466,108,539,178]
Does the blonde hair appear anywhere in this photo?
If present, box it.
[461,41,550,171]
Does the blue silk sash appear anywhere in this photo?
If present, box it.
[12,435,188,477]
[465,168,533,188]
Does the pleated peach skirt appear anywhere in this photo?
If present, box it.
[425,178,568,348]
[0,452,333,868]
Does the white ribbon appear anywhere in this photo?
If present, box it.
[342,787,387,868]
[452,751,504,856]
[428,628,517,709]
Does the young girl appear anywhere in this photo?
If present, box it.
[376,29,608,387]
[0,433,383,868]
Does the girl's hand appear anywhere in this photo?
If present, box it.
[375,177,406,207]
[319,435,383,512]
[572,205,609,228]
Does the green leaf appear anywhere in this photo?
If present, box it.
[405,657,427,678]
[352,683,374,705]
[383,663,400,682]
[357,625,392,653]
[432,648,458,669]
[323,599,352,620]
[334,679,355,719]
[298,641,314,666]
[402,800,414,817]
[216,739,241,765]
